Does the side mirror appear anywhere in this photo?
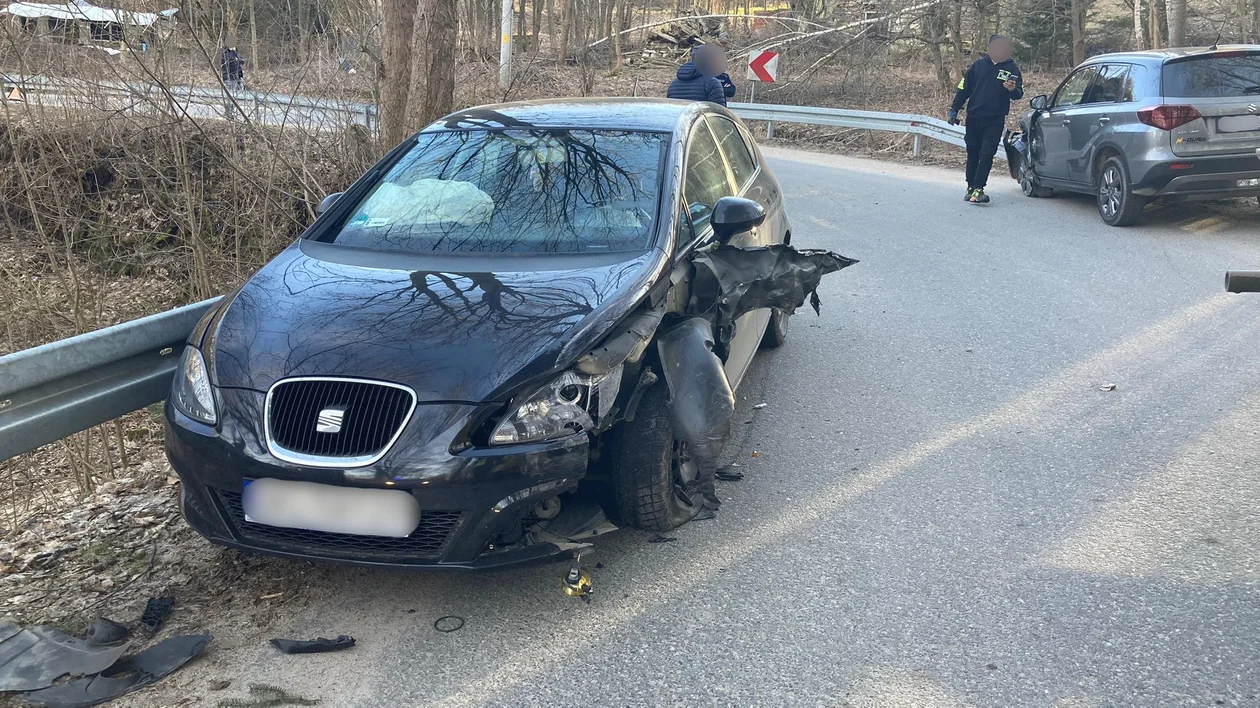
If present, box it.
[317,192,343,216]
[1029,95,1049,111]
[711,196,766,243]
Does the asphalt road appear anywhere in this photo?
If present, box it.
[151,149,1260,707]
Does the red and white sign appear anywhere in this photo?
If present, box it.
[747,50,779,83]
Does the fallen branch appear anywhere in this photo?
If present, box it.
[755,0,949,52]
[586,13,831,49]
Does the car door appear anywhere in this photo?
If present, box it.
[703,114,773,388]
[1040,66,1098,180]
[1064,63,1132,183]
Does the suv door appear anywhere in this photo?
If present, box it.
[1064,63,1133,183]
[1041,66,1098,180]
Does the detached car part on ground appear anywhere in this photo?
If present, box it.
[1003,46,1260,226]
[164,98,857,571]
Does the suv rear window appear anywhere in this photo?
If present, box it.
[1163,53,1260,98]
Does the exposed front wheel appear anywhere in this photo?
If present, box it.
[1020,158,1052,198]
[1097,156,1146,226]
[762,308,790,348]
[607,381,696,531]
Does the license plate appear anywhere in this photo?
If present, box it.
[1238,178,1260,187]
[1218,115,1260,133]
[242,478,421,537]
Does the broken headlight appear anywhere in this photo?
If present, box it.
[490,365,622,446]
[171,346,216,425]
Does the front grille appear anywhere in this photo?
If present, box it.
[266,378,415,464]
[215,490,463,561]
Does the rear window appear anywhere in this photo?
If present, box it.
[1162,54,1260,98]
[321,129,667,253]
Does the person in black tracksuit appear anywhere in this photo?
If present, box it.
[949,35,1023,204]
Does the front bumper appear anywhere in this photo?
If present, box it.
[165,403,593,571]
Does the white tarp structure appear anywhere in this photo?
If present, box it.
[0,0,175,28]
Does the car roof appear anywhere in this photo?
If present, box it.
[424,97,711,133]
[1081,44,1260,66]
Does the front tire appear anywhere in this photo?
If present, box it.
[608,381,696,531]
[762,308,790,348]
[1097,156,1146,226]
[1020,158,1052,198]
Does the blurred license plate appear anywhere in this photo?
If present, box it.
[1238,178,1260,187]
[242,478,421,537]
[1218,115,1260,133]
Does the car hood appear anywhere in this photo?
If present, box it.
[208,240,662,402]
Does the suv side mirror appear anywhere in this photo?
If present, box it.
[1029,95,1049,111]
[711,196,766,243]
[317,192,343,215]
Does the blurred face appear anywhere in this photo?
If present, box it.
[695,47,727,75]
[988,38,1013,63]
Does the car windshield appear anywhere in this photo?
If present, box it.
[321,129,667,253]
[1162,53,1260,97]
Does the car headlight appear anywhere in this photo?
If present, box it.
[490,365,622,446]
[172,346,216,425]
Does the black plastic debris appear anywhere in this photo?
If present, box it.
[14,633,211,708]
[433,617,465,633]
[138,597,174,634]
[84,619,127,647]
[269,636,355,655]
[0,619,131,693]
[715,466,744,482]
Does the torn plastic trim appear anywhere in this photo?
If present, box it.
[14,634,211,708]
[0,620,131,693]
[576,302,667,375]
[688,244,859,326]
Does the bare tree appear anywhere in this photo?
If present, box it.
[1133,0,1146,49]
[1167,0,1186,46]
[1070,0,1088,65]
[380,0,457,149]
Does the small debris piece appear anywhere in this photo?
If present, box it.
[139,597,175,634]
[1098,383,1116,391]
[433,616,465,633]
[561,561,593,602]
[269,636,355,655]
[0,619,131,692]
[649,536,678,544]
[594,562,605,569]
[715,466,744,482]
[259,593,284,601]
[209,679,231,691]
[751,451,760,458]
[986,663,999,671]
[85,618,128,646]
[752,403,767,410]
[216,683,319,707]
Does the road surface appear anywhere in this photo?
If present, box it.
[139,149,1260,707]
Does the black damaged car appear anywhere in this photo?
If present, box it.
[165,98,856,570]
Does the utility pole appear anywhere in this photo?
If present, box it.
[500,0,513,90]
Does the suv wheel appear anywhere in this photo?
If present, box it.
[762,308,790,348]
[1019,159,1052,198]
[608,380,696,531]
[1097,156,1146,226]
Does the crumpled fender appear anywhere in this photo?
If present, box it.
[689,244,858,325]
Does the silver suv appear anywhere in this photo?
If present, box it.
[1008,46,1260,226]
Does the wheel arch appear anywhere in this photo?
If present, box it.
[1091,144,1126,185]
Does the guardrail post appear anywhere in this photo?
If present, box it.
[766,120,775,140]
[913,134,921,156]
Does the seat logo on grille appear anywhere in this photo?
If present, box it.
[316,407,346,434]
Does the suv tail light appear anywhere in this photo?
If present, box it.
[1137,105,1202,131]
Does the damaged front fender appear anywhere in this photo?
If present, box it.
[689,244,858,324]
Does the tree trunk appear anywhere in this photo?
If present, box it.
[406,0,458,131]
[927,4,951,91]
[532,0,542,49]
[380,0,416,148]
[518,0,527,47]
[546,0,557,56]
[1133,0,1146,50]
[1149,0,1163,49]
[1253,0,1259,42]
[949,0,963,80]
[248,0,258,69]
[1167,0,1185,46]
[1070,0,1088,65]
[557,0,571,62]
[612,0,623,72]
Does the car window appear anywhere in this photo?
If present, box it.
[1054,67,1098,108]
[681,120,734,239]
[321,129,666,253]
[1162,53,1260,97]
[1128,64,1152,101]
[707,116,758,189]
[1085,64,1131,104]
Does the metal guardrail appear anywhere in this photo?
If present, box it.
[0,299,219,461]
[0,85,992,463]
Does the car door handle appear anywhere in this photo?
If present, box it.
[1061,118,1072,125]
[1098,117,1111,124]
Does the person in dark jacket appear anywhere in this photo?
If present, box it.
[949,35,1023,204]
[667,44,728,106]
[221,46,245,93]
[691,45,737,100]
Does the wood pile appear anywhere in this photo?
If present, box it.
[636,11,722,68]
